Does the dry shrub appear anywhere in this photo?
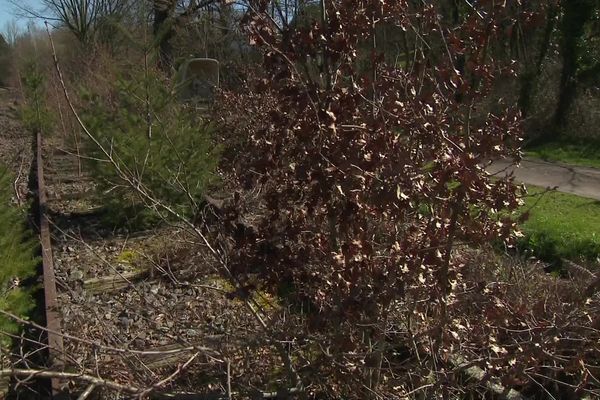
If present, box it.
[456,249,600,399]
[211,1,600,397]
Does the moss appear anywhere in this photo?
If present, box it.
[116,249,138,265]
[252,290,281,312]
[204,276,236,293]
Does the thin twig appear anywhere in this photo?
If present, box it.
[227,359,232,400]
[0,309,219,359]
[76,383,97,400]
[13,152,26,205]
[148,352,200,391]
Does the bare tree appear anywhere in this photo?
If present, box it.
[153,0,178,69]
[12,0,136,44]
[2,20,22,47]
[153,0,220,69]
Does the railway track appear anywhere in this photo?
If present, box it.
[35,130,63,396]
[33,128,190,397]
[29,117,276,399]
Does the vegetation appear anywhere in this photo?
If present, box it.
[520,185,600,263]
[19,62,53,133]
[525,137,600,168]
[80,68,220,226]
[0,167,38,346]
[553,0,598,132]
[215,1,591,397]
[0,0,599,399]
[0,35,11,87]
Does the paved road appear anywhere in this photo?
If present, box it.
[488,158,600,201]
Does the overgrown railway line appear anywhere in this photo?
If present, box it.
[28,105,532,400]
[35,129,63,396]
[27,108,269,399]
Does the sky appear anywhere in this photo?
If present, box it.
[0,0,43,34]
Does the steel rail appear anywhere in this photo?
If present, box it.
[36,129,64,397]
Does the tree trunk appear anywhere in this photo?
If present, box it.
[553,0,593,133]
[518,4,557,119]
[153,0,177,70]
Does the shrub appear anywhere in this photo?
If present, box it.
[216,0,529,396]
[0,167,38,345]
[19,62,53,133]
[81,68,221,227]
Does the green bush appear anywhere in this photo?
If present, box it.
[19,62,53,133]
[0,167,38,345]
[81,69,221,227]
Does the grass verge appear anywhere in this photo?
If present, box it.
[525,138,600,169]
[519,185,600,264]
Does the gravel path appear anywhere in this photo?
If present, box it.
[488,158,600,201]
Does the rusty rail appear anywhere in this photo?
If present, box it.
[36,130,64,396]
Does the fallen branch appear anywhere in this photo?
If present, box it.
[0,368,141,395]
[76,383,96,400]
[0,368,233,399]
[0,368,304,400]
[449,354,528,400]
[0,309,219,359]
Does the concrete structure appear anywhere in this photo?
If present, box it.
[176,58,220,102]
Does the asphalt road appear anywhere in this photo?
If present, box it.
[488,158,600,201]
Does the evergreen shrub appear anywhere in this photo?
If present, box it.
[19,62,53,133]
[0,167,38,345]
[81,69,221,227]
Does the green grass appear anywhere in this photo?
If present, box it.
[525,139,600,169]
[519,186,600,264]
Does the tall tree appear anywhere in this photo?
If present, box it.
[518,2,559,119]
[16,0,135,44]
[152,0,219,70]
[553,0,595,131]
[0,34,12,86]
[153,0,177,69]
[2,20,21,46]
